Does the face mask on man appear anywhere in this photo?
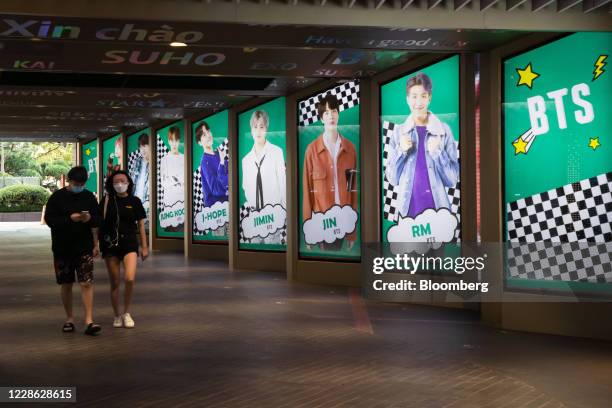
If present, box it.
[71,185,85,194]
[113,183,129,194]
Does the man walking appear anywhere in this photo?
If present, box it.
[45,166,102,335]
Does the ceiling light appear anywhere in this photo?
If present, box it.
[170,42,187,47]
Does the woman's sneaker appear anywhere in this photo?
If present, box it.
[123,313,135,328]
[113,316,123,328]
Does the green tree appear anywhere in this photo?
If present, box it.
[3,143,39,176]
[18,168,41,177]
[0,142,74,184]
[34,142,74,166]
[44,164,70,180]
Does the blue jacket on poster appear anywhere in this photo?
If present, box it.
[133,154,150,204]
[385,112,459,219]
[200,151,229,208]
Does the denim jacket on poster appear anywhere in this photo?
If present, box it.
[132,154,150,203]
[385,112,459,219]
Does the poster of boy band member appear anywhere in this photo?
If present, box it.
[159,126,185,232]
[303,94,357,250]
[132,133,150,228]
[105,136,123,180]
[196,121,228,236]
[241,110,286,244]
[385,73,459,219]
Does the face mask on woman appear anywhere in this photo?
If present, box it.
[71,185,85,194]
[113,183,129,194]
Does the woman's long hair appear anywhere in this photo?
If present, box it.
[104,170,135,197]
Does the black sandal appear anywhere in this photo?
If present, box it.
[62,322,75,333]
[84,323,101,336]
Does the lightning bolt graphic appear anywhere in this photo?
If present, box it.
[593,55,607,81]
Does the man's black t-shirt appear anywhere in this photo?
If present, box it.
[100,195,146,237]
[44,188,101,256]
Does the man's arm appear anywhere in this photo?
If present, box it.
[208,155,229,198]
[276,148,286,209]
[429,125,459,188]
[346,145,358,244]
[385,125,410,186]
[241,157,251,207]
[302,147,313,223]
[350,144,358,211]
[215,157,229,194]
[200,157,213,202]
[87,194,102,257]
[44,194,70,229]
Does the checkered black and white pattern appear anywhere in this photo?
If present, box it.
[506,172,612,242]
[298,81,360,127]
[192,168,204,234]
[381,121,461,240]
[238,205,250,243]
[217,138,229,162]
[156,134,169,213]
[506,172,612,283]
[507,242,612,283]
[238,204,287,245]
[127,150,140,178]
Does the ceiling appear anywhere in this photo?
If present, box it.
[0,7,606,141]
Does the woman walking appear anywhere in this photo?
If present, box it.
[100,170,148,328]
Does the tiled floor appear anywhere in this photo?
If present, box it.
[1,223,611,407]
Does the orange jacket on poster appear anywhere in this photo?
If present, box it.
[302,133,358,241]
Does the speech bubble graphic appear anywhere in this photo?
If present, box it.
[387,208,458,254]
[303,205,358,245]
[160,201,185,228]
[195,201,229,233]
[242,204,286,240]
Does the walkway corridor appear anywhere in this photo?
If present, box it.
[1,223,611,407]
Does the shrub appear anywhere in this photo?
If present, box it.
[0,184,50,212]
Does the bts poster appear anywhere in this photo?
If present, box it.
[102,133,123,183]
[503,32,612,287]
[380,55,461,246]
[156,121,185,238]
[192,110,230,242]
[127,128,151,231]
[298,82,361,260]
[81,139,98,198]
[237,97,287,251]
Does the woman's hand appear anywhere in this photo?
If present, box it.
[140,246,149,261]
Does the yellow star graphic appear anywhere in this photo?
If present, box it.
[589,137,601,150]
[516,63,540,89]
[85,148,91,156]
[513,138,528,155]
